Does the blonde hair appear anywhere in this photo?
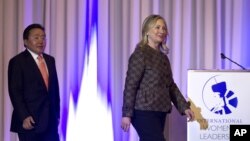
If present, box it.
[138,14,169,54]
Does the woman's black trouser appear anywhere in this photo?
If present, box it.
[132,110,167,141]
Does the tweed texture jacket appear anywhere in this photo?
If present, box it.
[122,44,190,117]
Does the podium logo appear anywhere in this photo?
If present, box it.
[230,125,250,140]
[202,75,238,115]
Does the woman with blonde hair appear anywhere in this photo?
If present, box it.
[121,15,194,141]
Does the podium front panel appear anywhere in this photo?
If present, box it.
[187,70,250,141]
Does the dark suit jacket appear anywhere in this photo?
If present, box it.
[122,45,189,117]
[8,49,60,133]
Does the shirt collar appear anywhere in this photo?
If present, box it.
[27,49,42,61]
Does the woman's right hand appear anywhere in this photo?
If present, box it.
[121,117,131,132]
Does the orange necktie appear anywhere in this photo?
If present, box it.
[37,55,49,90]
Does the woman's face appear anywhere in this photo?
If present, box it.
[147,19,168,46]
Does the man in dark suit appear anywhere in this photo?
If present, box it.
[8,24,60,141]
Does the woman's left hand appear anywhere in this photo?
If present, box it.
[185,109,195,122]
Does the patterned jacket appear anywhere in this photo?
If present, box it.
[122,44,190,117]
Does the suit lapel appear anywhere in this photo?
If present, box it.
[24,50,49,91]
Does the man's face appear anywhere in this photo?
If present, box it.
[24,28,46,55]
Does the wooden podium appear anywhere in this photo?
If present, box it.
[187,70,250,141]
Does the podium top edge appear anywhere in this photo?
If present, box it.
[188,69,250,72]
